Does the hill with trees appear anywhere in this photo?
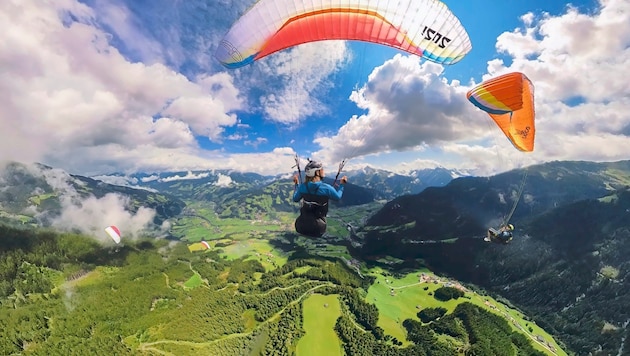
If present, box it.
[0,225,553,355]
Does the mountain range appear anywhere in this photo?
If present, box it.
[94,164,460,201]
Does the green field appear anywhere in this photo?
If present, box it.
[365,267,567,355]
[296,294,343,356]
[169,202,292,242]
[219,238,288,271]
[183,272,203,289]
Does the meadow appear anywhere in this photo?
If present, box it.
[366,267,566,355]
[295,294,343,356]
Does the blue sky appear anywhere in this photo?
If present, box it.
[1,0,628,177]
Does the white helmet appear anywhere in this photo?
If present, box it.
[305,160,323,177]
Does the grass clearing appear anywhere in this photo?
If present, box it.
[365,267,566,355]
[296,294,343,356]
[183,272,203,289]
[28,193,57,205]
[242,309,258,332]
[170,204,291,242]
[218,238,288,271]
[366,269,458,345]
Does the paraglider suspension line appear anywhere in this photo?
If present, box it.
[332,158,347,187]
[501,169,528,227]
[293,154,303,186]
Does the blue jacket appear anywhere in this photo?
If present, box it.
[293,181,344,202]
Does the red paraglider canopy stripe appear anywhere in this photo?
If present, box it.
[255,9,422,60]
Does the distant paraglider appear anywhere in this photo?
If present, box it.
[467,72,536,244]
[466,72,536,152]
[215,0,473,68]
[105,225,121,244]
[187,240,211,253]
[485,224,514,244]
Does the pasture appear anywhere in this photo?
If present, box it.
[365,268,566,355]
[296,294,343,356]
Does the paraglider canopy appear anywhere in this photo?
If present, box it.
[215,0,472,68]
[466,72,536,152]
[105,225,121,244]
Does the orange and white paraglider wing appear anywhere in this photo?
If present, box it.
[215,0,472,68]
[466,72,535,152]
[105,225,121,244]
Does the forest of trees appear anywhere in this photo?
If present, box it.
[0,224,553,355]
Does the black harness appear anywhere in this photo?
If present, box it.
[300,184,329,218]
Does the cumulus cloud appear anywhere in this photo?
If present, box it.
[314,55,487,163]
[52,193,156,243]
[91,174,158,192]
[213,174,233,187]
[92,175,138,186]
[141,174,160,182]
[0,162,156,242]
[0,0,243,174]
[488,0,630,167]
[160,171,210,182]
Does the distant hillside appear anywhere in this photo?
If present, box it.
[99,166,460,203]
[344,166,461,200]
[136,170,271,200]
[354,160,630,355]
[0,162,184,229]
[475,188,630,354]
[208,178,377,220]
[0,162,456,229]
[100,170,379,220]
[364,160,630,240]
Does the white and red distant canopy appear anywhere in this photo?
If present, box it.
[201,241,210,249]
[105,225,121,244]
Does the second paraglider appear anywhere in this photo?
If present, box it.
[105,225,121,244]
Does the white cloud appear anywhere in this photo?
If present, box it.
[0,0,243,174]
[489,0,630,167]
[91,175,138,186]
[0,162,156,242]
[141,174,160,182]
[52,193,156,243]
[313,55,488,163]
[494,1,630,103]
[256,41,352,124]
[91,174,158,192]
[213,174,233,187]
[161,96,238,142]
[160,171,210,182]
[244,137,268,148]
